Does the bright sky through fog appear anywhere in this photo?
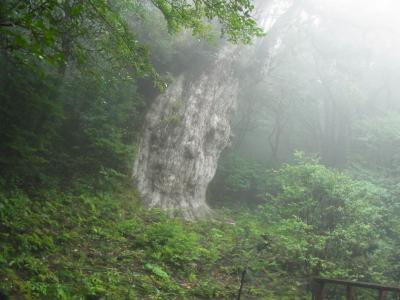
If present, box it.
[312,0,400,33]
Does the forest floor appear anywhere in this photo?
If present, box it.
[1,187,283,300]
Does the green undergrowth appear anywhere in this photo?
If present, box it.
[0,188,274,299]
[1,156,398,299]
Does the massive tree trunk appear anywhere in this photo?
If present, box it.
[133,0,293,219]
[133,47,239,219]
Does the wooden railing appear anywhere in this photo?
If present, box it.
[312,277,400,300]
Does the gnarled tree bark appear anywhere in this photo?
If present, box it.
[134,47,239,219]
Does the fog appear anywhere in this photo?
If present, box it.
[228,0,400,168]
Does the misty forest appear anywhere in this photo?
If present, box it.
[2,0,400,299]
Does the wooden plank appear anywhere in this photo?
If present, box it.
[313,277,400,293]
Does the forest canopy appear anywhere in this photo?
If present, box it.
[0,0,263,78]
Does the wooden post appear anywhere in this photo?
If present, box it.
[314,281,325,300]
[346,285,355,300]
[378,290,385,300]
[237,269,246,300]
